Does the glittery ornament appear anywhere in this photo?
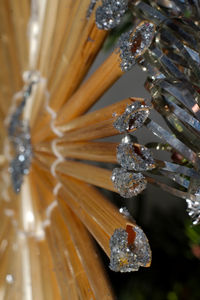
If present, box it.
[113,101,150,133]
[112,167,147,198]
[95,0,128,30]
[109,226,151,272]
[117,21,155,71]
[8,80,35,193]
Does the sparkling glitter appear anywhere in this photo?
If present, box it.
[117,141,155,171]
[8,81,34,193]
[113,102,150,133]
[95,0,128,30]
[117,21,155,71]
[9,127,32,193]
[6,274,14,284]
[119,207,130,217]
[109,226,151,272]
[112,168,147,198]
[86,0,98,19]
[186,190,200,225]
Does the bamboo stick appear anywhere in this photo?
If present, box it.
[4,235,23,300]
[32,161,56,192]
[36,0,60,76]
[0,13,16,113]
[45,226,80,300]
[32,2,107,134]
[0,1,22,92]
[34,153,116,193]
[31,162,114,299]
[27,237,44,300]
[25,0,60,126]
[34,141,118,163]
[30,164,113,300]
[48,0,90,89]
[0,0,29,118]
[48,0,106,107]
[56,51,123,124]
[57,175,136,256]
[50,28,110,111]
[47,1,80,83]
[18,175,43,233]
[0,228,16,300]
[32,97,138,145]
[51,209,97,300]
[7,0,29,72]
[58,160,116,192]
[57,199,114,300]
[37,240,61,300]
[0,215,10,252]
[16,234,35,300]
[32,50,123,144]
[29,165,55,220]
[59,118,120,143]
[57,97,139,132]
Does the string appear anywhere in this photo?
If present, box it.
[41,83,65,227]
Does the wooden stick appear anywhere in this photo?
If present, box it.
[57,199,114,300]
[26,0,59,125]
[7,0,29,72]
[28,166,55,220]
[36,0,60,76]
[58,175,135,256]
[32,161,56,191]
[31,162,113,300]
[57,51,123,125]
[37,240,61,300]
[18,174,42,233]
[0,1,22,92]
[33,158,116,294]
[34,141,118,163]
[26,237,44,300]
[0,4,20,114]
[34,153,116,193]
[45,226,80,300]
[51,209,99,300]
[32,50,123,144]
[0,227,17,300]
[48,0,90,89]
[32,97,138,145]
[47,0,79,83]
[32,3,107,133]
[48,0,106,108]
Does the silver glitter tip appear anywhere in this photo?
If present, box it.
[86,0,98,19]
[112,168,147,198]
[113,101,150,133]
[117,141,155,171]
[117,21,155,71]
[95,0,128,30]
[186,197,200,225]
[109,225,151,272]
